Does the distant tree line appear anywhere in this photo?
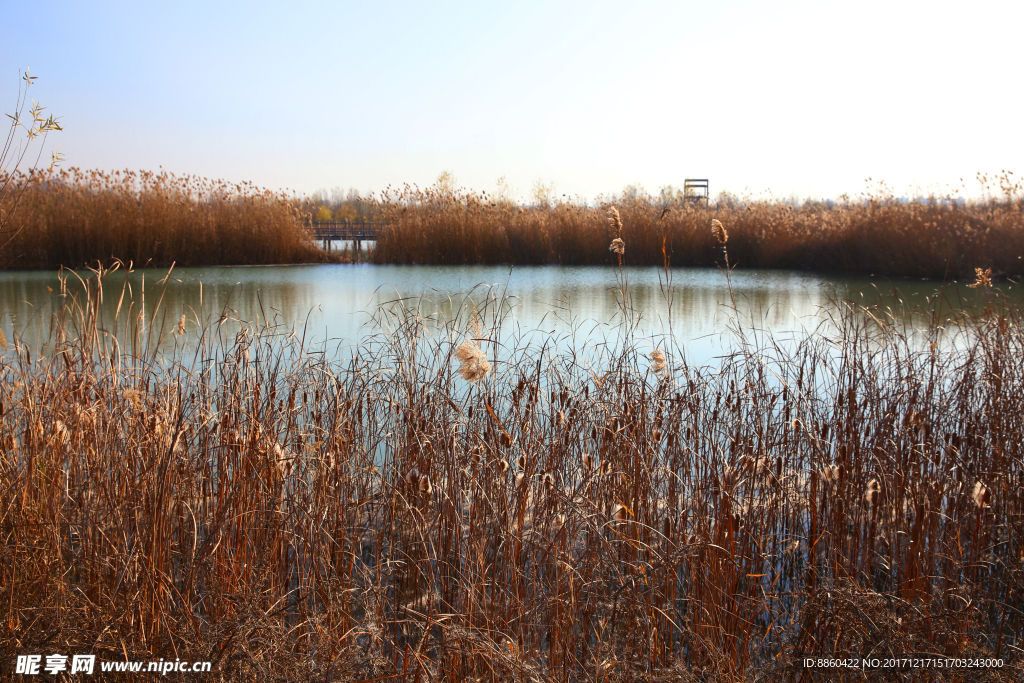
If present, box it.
[306,186,377,223]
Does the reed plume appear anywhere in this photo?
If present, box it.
[455,341,491,382]
[611,504,628,522]
[454,307,491,382]
[972,481,990,508]
[711,218,728,244]
[650,348,667,375]
[607,206,623,235]
[968,267,993,290]
[865,478,881,506]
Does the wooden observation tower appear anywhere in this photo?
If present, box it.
[684,179,709,207]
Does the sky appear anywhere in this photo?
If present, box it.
[3,0,1022,203]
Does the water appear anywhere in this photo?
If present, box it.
[0,264,1014,366]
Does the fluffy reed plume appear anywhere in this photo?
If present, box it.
[611,503,628,522]
[53,420,70,447]
[865,478,881,506]
[455,341,490,382]
[608,237,625,255]
[737,455,763,475]
[607,206,623,235]
[972,481,990,508]
[418,475,432,495]
[650,348,668,375]
[175,314,186,336]
[453,306,491,382]
[968,267,993,290]
[822,464,844,484]
[274,442,294,477]
[719,465,740,492]
[711,218,728,244]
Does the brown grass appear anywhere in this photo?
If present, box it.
[0,168,347,269]
[371,179,1024,279]
[1,259,1022,681]
[5,166,1023,277]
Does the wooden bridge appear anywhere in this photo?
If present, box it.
[308,222,381,250]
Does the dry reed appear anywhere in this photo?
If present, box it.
[0,168,344,268]
[1,262,1023,681]
[370,177,1024,279]
[6,166,1024,279]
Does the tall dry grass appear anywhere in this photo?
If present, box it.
[371,179,1024,278]
[0,168,342,269]
[1,258,1022,681]
[6,165,1022,277]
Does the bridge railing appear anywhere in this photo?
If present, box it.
[308,222,381,240]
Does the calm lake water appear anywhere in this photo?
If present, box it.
[0,264,1014,366]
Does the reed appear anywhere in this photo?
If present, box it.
[6,165,1023,277]
[371,177,1024,279]
[0,167,346,269]
[1,257,1022,681]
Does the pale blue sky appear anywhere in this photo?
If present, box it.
[4,0,1021,202]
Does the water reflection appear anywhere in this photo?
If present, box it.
[0,264,1017,365]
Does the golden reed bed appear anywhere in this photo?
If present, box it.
[368,177,1024,279]
[1,253,1022,681]
[0,168,349,269]
[3,167,1023,277]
